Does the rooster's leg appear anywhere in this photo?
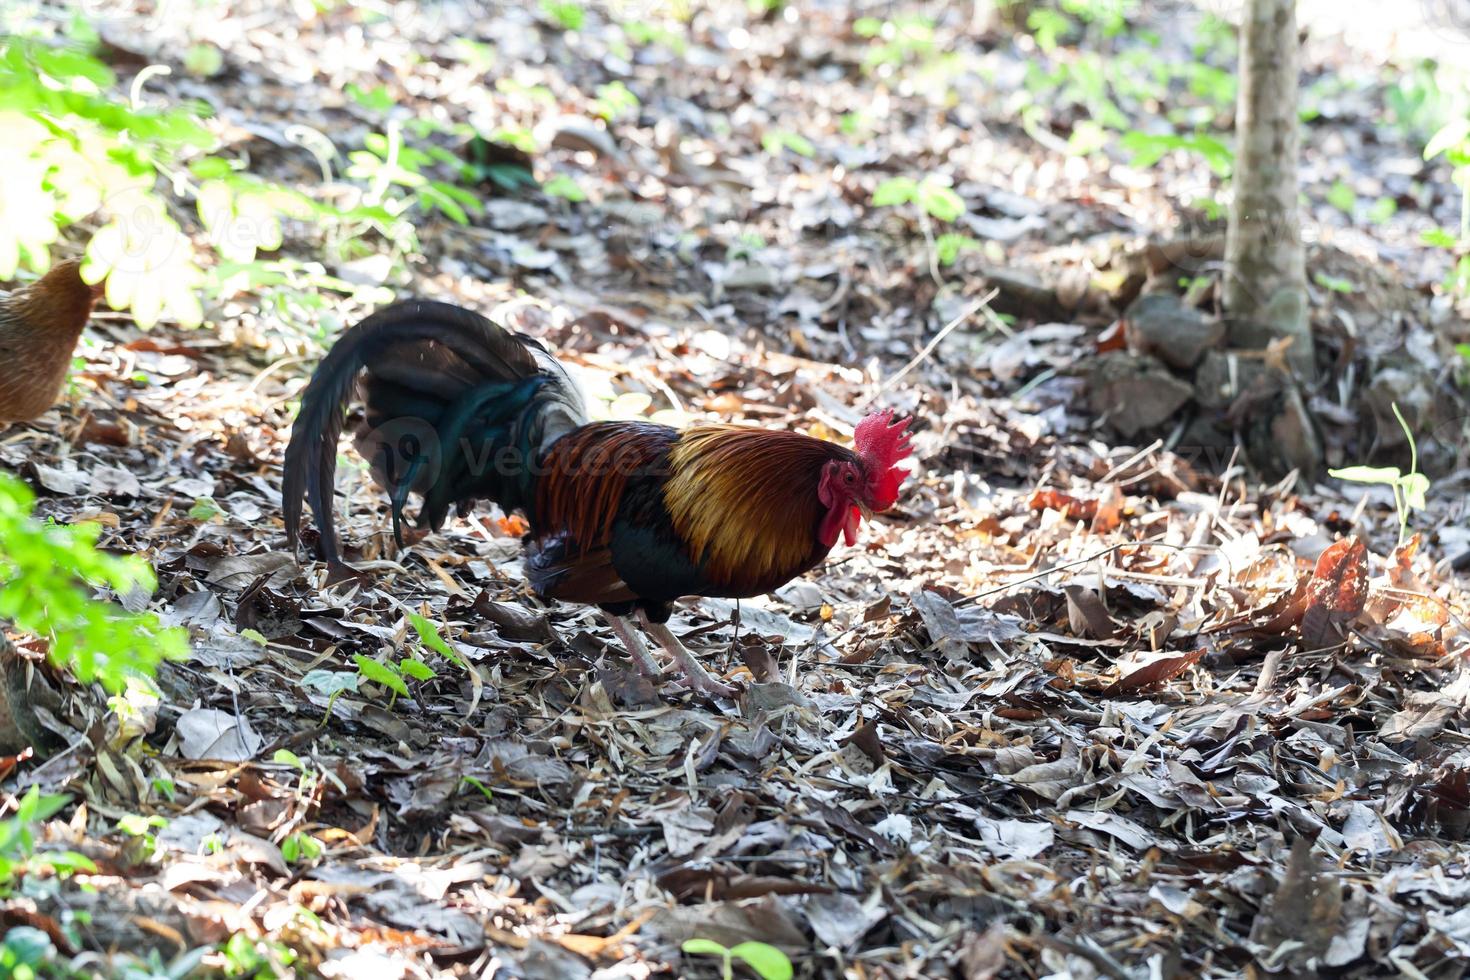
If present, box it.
[603,614,663,678]
[639,616,737,698]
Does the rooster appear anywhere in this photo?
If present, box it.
[0,260,104,423]
[283,301,912,695]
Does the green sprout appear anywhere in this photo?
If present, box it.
[681,939,793,980]
[1328,402,1430,546]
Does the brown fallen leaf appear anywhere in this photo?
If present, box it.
[1103,649,1204,695]
[1250,837,1342,966]
[1063,585,1116,640]
[1301,537,1368,650]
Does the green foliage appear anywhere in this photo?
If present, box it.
[620,20,687,55]
[1386,61,1457,142]
[593,81,639,122]
[0,475,188,693]
[854,15,936,73]
[682,939,793,980]
[460,775,494,802]
[543,173,587,202]
[0,34,211,325]
[1325,180,1357,215]
[761,130,815,159]
[1313,271,1356,294]
[1329,404,1429,545]
[872,175,965,221]
[0,788,94,901]
[116,812,167,864]
[1120,131,1232,177]
[1367,196,1397,225]
[934,232,981,267]
[408,612,468,671]
[1421,114,1470,295]
[353,654,410,699]
[2,26,503,339]
[540,0,586,31]
[280,832,322,864]
[353,643,436,707]
[220,933,296,978]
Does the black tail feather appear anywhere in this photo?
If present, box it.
[282,299,584,563]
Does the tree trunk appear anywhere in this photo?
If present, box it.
[1225,0,1312,379]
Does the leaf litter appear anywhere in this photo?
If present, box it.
[3,0,1470,977]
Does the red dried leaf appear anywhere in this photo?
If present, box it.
[1233,576,1311,636]
[1028,489,1098,520]
[1096,320,1127,353]
[1300,537,1369,650]
[1089,484,1125,534]
[1104,648,1205,695]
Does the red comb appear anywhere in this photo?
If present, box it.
[853,411,913,468]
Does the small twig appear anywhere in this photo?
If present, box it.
[864,289,997,406]
[954,541,1224,608]
[1100,440,1164,484]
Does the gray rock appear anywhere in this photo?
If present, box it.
[1124,293,1225,370]
[1194,349,1272,410]
[1087,352,1195,437]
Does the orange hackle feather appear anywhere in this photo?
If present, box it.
[533,422,668,554]
[663,424,840,594]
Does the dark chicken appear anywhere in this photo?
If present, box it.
[283,301,912,695]
[0,260,104,423]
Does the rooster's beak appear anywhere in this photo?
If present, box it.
[857,501,875,522]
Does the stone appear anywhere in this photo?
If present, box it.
[1086,352,1195,437]
[1194,349,1273,410]
[1123,293,1225,370]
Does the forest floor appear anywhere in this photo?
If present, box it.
[6,0,1470,977]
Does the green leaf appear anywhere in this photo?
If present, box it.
[871,177,917,207]
[1425,118,1470,161]
[183,44,223,77]
[460,775,494,801]
[273,749,307,772]
[1326,181,1356,214]
[762,130,815,158]
[1367,196,1397,224]
[116,813,165,836]
[682,939,730,958]
[540,0,585,30]
[408,612,466,669]
[2,926,54,966]
[1400,472,1430,511]
[190,157,234,180]
[353,655,409,697]
[1312,272,1355,294]
[301,670,359,697]
[1422,227,1458,248]
[398,657,437,682]
[916,177,965,221]
[730,942,794,980]
[1328,465,1402,485]
[543,173,587,202]
[935,232,979,266]
[346,83,395,114]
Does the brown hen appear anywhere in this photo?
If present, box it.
[0,260,104,423]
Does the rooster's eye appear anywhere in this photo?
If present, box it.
[843,469,855,483]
